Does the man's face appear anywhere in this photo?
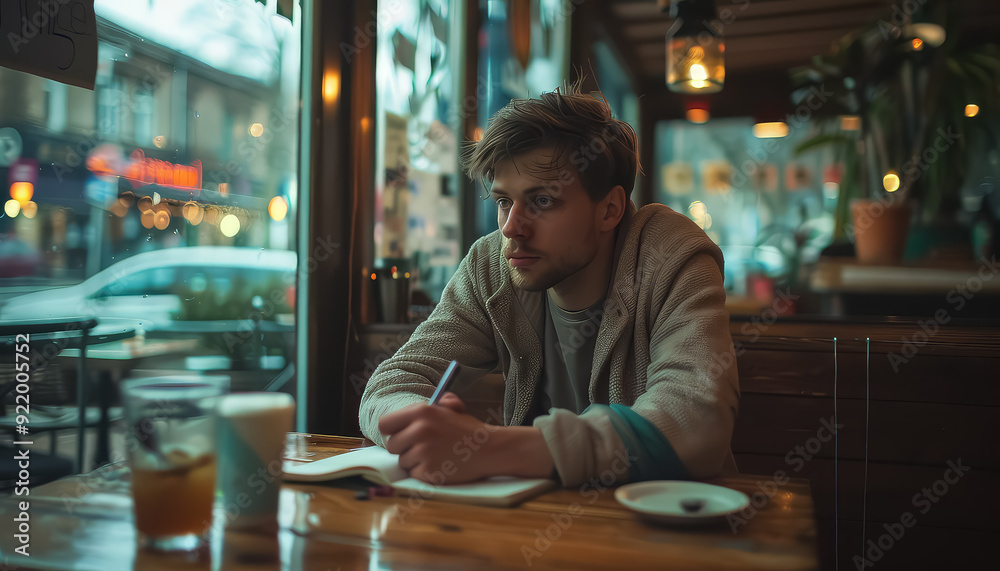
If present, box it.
[490,150,604,293]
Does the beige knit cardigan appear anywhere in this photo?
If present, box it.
[359,203,740,487]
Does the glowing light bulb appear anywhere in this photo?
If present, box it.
[689,63,708,88]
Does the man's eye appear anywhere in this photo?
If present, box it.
[496,198,511,209]
[534,196,553,208]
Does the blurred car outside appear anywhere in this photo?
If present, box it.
[0,246,297,333]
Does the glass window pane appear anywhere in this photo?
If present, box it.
[471,0,571,242]
[374,0,463,319]
[0,1,304,404]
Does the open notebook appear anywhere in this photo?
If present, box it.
[283,446,556,508]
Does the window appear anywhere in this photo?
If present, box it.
[370,0,573,321]
[95,267,176,298]
[0,0,305,399]
[374,0,464,312]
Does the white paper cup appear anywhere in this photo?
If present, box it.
[214,392,294,532]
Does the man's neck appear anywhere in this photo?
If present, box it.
[547,234,616,311]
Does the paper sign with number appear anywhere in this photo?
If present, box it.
[0,0,98,90]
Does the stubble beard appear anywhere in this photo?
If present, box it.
[508,254,590,293]
[508,265,557,292]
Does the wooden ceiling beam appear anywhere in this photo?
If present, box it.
[634,28,848,55]
[607,0,1000,112]
[611,0,892,22]
[621,8,889,41]
[589,0,647,93]
[637,70,794,122]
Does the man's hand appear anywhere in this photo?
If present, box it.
[378,393,554,485]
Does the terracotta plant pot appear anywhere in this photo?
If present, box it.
[850,198,912,265]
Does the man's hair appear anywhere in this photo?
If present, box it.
[462,82,641,202]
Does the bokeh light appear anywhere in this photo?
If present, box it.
[4,199,20,218]
[883,171,900,192]
[154,210,170,230]
[268,196,288,221]
[10,182,33,203]
[220,214,240,237]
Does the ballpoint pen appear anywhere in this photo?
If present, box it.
[428,360,461,405]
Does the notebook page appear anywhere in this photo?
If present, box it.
[393,476,556,507]
[283,446,407,483]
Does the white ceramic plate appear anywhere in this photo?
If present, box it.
[615,481,750,526]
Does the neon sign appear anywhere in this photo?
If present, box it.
[88,149,202,191]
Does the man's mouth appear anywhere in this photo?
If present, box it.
[505,250,541,268]
[508,257,539,268]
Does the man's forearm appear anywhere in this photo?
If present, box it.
[486,426,555,479]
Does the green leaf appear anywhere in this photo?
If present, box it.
[964,63,993,87]
[794,133,854,155]
[945,57,966,79]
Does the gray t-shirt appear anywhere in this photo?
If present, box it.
[533,293,606,416]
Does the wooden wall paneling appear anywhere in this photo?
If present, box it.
[821,520,996,569]
[735,455,999,531]
[734,394,999,467]
[737,349,1000,405]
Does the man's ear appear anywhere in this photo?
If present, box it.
[599,185,627,232]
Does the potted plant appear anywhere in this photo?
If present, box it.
[792,0,1000,264]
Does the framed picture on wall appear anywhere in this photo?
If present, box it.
[662,162,694,196]
[701,160,732,195]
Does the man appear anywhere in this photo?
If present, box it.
[359,86,739,488]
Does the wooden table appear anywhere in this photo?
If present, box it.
[0,434,819,570]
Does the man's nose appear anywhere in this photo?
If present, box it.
[501,202,533,239]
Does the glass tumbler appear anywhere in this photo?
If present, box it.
[122,375,228,551]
